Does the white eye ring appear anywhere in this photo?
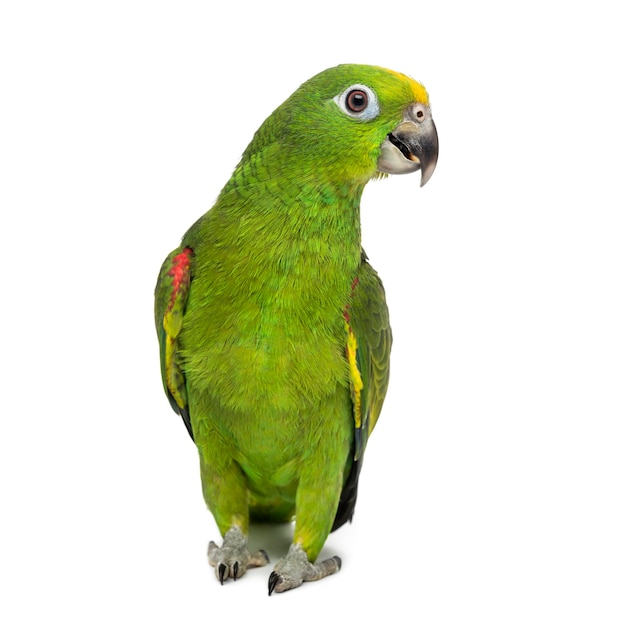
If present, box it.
[333,84,380,121]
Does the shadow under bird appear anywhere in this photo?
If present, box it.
[155,64,438,594]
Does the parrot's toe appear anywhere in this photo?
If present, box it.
[268,543,341,595]
[208,526,269,584]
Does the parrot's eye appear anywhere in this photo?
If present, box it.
[346,90,368,113]
[333,84,380,121]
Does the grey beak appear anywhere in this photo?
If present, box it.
[377,103,438,186]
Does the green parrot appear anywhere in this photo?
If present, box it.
[155,64,438,594]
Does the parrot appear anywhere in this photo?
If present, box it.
[154,64,438,594]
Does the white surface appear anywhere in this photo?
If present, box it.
[1,1,624,619]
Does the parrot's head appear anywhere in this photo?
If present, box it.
[245,64,438,188]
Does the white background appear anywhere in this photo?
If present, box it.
[2,1,624,619]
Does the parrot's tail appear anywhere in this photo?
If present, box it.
[331,459,362,531]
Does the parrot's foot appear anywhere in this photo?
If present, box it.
[267,543,341,595]
[208,525,269,584]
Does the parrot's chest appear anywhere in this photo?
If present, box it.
[182,283,350,418]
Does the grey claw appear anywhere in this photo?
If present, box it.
[269,544,342,593]
[208,526,270,585]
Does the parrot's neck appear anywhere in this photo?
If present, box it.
[186,172,366,312]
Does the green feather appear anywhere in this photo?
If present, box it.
[154,64,434,579]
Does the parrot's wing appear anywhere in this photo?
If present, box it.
[348,259,392,459]
[154,247,194,440]
[333,256,392,530]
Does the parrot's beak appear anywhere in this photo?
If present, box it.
[377,103,438,186]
